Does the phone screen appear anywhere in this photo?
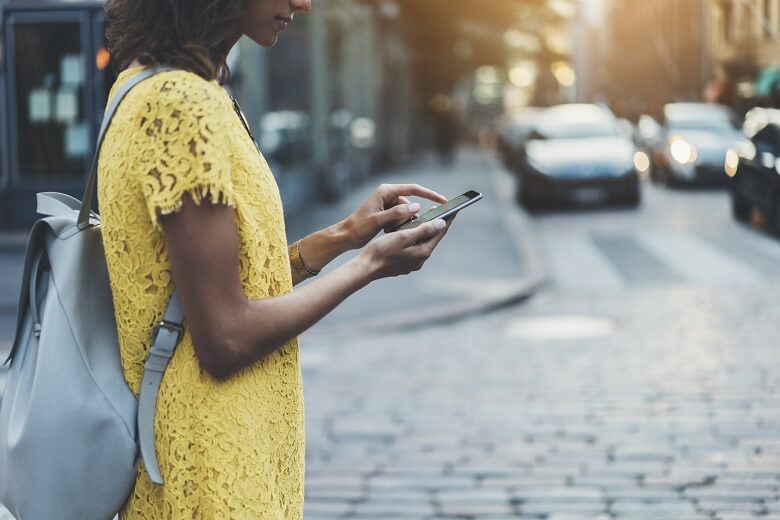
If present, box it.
[396,190,482,230]
[418,194,472,222]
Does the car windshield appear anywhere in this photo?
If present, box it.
[668,118,737,133]
[535,106,618,139]
[665,104,738,133]
[537,119,618,139]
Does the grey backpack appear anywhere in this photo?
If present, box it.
[0,66,182,519]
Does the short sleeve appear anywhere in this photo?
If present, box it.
[133,73,235,230]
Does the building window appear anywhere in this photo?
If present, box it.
[12,21,90,182]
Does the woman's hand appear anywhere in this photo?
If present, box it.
[357,218,453,281]
[342,183,448,250]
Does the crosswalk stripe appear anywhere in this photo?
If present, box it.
[594,234,683,285]
[638,231,763,286]
[542,233,625,290]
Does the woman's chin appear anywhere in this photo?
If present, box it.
[255,32,280,48]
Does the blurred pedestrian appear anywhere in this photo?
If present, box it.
[705,77,737,108]
[431,94,459,166]
[101,0,454,517]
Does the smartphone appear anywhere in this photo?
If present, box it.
[395,190,483,231]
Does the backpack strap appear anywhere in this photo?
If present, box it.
[78,65,173,228]
[79,65,183,485]
[138,291,184,485]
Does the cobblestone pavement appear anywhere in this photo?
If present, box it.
[300,179,780,519]
[301,282,780,519]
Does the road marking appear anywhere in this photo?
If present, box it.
[594,235,684,285]
[422,277,522,299]
[506,314,617,341]
[639,231,763,287]
[541,233,624,290]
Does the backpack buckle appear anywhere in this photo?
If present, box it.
[155,320,183,344]
[152,320,184,353]
[146,321,184,373]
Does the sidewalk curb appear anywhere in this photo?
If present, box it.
[0,232,27,253]
[310,149,548,337]
[483,149,548,298]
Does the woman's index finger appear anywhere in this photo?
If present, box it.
[384,183,448,204]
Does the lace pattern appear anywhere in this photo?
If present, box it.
[98,68,304,519]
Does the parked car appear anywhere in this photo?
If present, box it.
[652,103,743,186]
[323,109,376,201]
[727,108,780,231]
[515,104,641,210]
[258,110,315,210]
[496,108,542,173]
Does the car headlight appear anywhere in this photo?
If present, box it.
[725,149,739,177]
[633,151,650,174]
[669,136,697,164]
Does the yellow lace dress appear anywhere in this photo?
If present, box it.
[98,67,304,519]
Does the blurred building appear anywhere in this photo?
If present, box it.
[708,0,780,108]
[577,0,780,119]
[231,0,417,212]
[577,0,714,120]
[0,0,416,228]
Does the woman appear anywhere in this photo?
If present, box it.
[99,0,453,517]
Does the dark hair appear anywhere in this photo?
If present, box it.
[105,0,247,84]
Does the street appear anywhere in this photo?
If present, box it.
[2,151,780,519]
[300,160,780,519]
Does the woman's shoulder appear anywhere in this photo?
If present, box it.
[110,66,228,116]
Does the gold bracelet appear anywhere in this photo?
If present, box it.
[289,240,321,279]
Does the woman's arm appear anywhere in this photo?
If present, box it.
[289,184,447,285]
[161,194,451,380]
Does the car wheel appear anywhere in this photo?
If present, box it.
[654,165,668,185]
[731,189,751,222]
[663,168,679,187]
[649,165,660,184]
[624,187,641,208]
[517,183,541,212]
